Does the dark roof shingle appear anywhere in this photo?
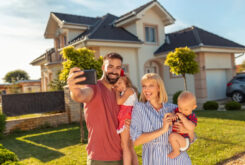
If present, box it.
[52,12,100,26]
[69,13,142,44]
[155,26,245,55]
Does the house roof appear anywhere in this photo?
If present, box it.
[69,13,142,44]
[51,12,100,26]
[115,0,175,26]
[30,48,54,65]
[155,26,245,55]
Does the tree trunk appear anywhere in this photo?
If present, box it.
[80,103,85,143]
[183,74,188,90]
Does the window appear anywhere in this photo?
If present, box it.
[122,64,129,75]
[145,67,157,73]
[145,26,157,43]
[64,35,67,46]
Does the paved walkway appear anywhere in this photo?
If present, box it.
[220,152,245,165]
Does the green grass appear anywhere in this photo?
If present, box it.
[0,111,244,165]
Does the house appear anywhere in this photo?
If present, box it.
[0,80,41,94]
[31,0,245,104]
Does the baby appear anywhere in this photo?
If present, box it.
[168,91,198,159]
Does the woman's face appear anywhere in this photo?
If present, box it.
[142,79,159,102]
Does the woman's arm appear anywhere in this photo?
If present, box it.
[133,113,172,146]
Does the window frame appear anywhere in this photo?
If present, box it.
[143,23,159,45]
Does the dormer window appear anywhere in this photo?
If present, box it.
[144,24,158,44]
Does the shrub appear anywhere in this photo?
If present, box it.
[203,101,219,110]
[225,101,241,111]
[0,114,6,139]
[0,146,18,164]
[2,161,22,165]
[173,91,183,104]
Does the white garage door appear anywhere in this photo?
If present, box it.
[206,70,227,100]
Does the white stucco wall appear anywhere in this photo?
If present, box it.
[67,30,84,42]
[135,8,167,88]
[124,23,137,36]
[99,47,140,89]
[205,53,232,69]
[163,65,196,102]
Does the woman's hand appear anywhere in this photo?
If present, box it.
[161,113,173,133]
[172,122,189,134]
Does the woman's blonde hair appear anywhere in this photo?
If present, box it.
[140,73,168,104]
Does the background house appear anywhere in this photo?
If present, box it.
[0,80,41,95]
[31,0,245,104]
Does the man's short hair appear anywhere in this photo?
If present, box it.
[103,53,123,62]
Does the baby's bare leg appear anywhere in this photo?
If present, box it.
[168,132,186,159]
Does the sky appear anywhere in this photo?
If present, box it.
[0,0,245,83]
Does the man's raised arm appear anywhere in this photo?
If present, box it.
[67,67,94,103]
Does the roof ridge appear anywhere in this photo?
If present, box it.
[192,27,203,45]
[51,12,100,20]
[194,26,245,47]
[117,0,155,19]
[87,14,110,38]
[167,26,194,34]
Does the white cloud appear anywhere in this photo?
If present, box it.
[165,20,191,33]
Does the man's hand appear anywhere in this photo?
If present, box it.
[67,67,94,103]
[67,67,87,91]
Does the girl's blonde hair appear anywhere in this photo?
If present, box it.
[140,73,168,104]
[120,75,138,94]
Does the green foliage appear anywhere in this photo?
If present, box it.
[165,47,199,90]
[59,46,103,82]
[4,70,29,83]
[48,78,66,91]
[0,114,6,139]
[0,144,19,164]
[2,161,23,165]
[203,101,219,110]
[225,101,241,110]
[238,60,245,73]
[173,90,183,104]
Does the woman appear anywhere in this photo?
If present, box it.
[130,73,192,165]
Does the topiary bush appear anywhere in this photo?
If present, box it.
[225,101,241,111]
[0,114,6,139]
[173,91,183,104]
[203,101,219,110]
[0,144,19,164]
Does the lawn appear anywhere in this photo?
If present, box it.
[0,110,245,165]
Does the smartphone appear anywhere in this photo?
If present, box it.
[74,69,97,85]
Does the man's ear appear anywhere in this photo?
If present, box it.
[193,104,197,110]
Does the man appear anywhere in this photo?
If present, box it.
[67,53,123,165]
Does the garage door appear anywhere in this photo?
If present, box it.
[206,70,227,100]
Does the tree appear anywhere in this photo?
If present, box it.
[60,46,103,143]
[48,71,66,91]
[164,47,199,90]
[59,46,103,82]
[4,70,29,83]
[238,60,245,73]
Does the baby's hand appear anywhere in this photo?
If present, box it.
[176,113,185,120]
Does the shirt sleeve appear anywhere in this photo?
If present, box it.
[188,113,198,126]
[130,102,143,142]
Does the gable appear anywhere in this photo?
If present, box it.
[115,1,175,27]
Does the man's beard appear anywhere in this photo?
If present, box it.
[105,72,120,84]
